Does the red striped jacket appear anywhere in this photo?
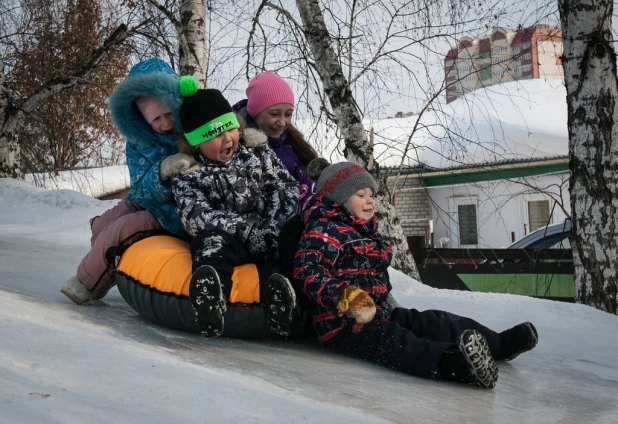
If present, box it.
[293,194,393,342]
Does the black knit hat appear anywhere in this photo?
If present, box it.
[178,76,240,146]
[308,158,377,205]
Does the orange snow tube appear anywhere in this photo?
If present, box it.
[114,235,287,338]
[116,235,260,302]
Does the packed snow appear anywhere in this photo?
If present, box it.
[1,178,617,423]
[24,165,130,199]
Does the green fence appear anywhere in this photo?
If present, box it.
[413,248,574,301]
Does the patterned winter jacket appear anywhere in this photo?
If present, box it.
[108,58,185,236]
[171,130,299,259]
[294,194,393,342]
[233,100,314,206]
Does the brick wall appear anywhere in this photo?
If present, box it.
[389,177,432,240]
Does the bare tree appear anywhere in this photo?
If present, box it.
[142,0,208,85]
[242,0,518,277]
[292,0,418,276]
[559,0,618,314]
[11,0,129,174]
[0,8,135,179]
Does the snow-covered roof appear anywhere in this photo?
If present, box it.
[299,79,568,170]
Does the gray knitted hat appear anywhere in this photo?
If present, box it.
[308,158,377,205]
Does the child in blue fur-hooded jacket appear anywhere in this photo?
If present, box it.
[60,58,199,305]
[294,159,540,389]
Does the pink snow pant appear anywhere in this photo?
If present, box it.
[77,199,162,295]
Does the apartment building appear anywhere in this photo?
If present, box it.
[445,25,563,103]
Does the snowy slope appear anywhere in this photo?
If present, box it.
[24,165,130,198]
[1,178,617,424]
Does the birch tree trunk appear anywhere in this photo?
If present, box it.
[178,0,208,87]
[0,59,21,179]
[295,0,419,279]
[559,0,618,314]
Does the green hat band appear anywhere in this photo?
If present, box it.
[185,112,240,146]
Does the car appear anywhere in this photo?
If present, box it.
[506,220,571,249]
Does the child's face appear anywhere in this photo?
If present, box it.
[254,103,294,138]
[150,112,176,135]
[197,128,240,163]
[344,187,375,221]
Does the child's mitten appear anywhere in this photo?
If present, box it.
[160,153,200,181]
[337,286,376,324]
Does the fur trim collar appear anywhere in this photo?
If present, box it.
[108,72,183,145]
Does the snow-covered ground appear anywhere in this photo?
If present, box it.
[1,178,617,423]
[24,165,130,198]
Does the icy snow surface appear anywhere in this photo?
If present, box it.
[1,178,617,424]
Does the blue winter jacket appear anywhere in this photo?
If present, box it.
[108,58,186,236]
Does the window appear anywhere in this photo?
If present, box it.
[528,200,550,232]
[492,46,507,55]
[449,196,479,247]
[480,67,492,80]
[458,204,479,245]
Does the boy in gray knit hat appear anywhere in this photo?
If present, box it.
[293,158,538,389]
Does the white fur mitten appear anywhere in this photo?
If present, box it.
[160,153,200,181]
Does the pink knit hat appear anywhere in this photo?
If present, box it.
[246,71,295,118]
[135,96,172,124]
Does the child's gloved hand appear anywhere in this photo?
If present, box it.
[248,227,278,260]
[160,153,200,181]
[337,286,376,324]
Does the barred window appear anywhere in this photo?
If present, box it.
[528,200,550,231]
[458,204,479,245]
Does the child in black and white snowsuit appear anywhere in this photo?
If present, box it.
[171,77,299,338]
[294,159,538,389]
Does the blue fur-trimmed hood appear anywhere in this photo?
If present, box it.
[108,70,183,148]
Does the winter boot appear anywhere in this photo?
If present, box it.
[189,265,227,338]
[60,276,93,305]
[440,329,499,389]
[263,273,297,337]
[496,322,538,361]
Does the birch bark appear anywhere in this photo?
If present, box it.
[559,0,618,313]
[296,0,419,278]
[179,0,208,87]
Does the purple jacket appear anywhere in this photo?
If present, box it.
[233,99,314,205]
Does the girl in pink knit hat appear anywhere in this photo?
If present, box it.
[233,72,318,202]
[232,72,319,289]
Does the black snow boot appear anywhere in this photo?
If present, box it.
[440,329,499,389]
[189,265,227,338]
[496,322,538,361]
[262,273,297,338]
